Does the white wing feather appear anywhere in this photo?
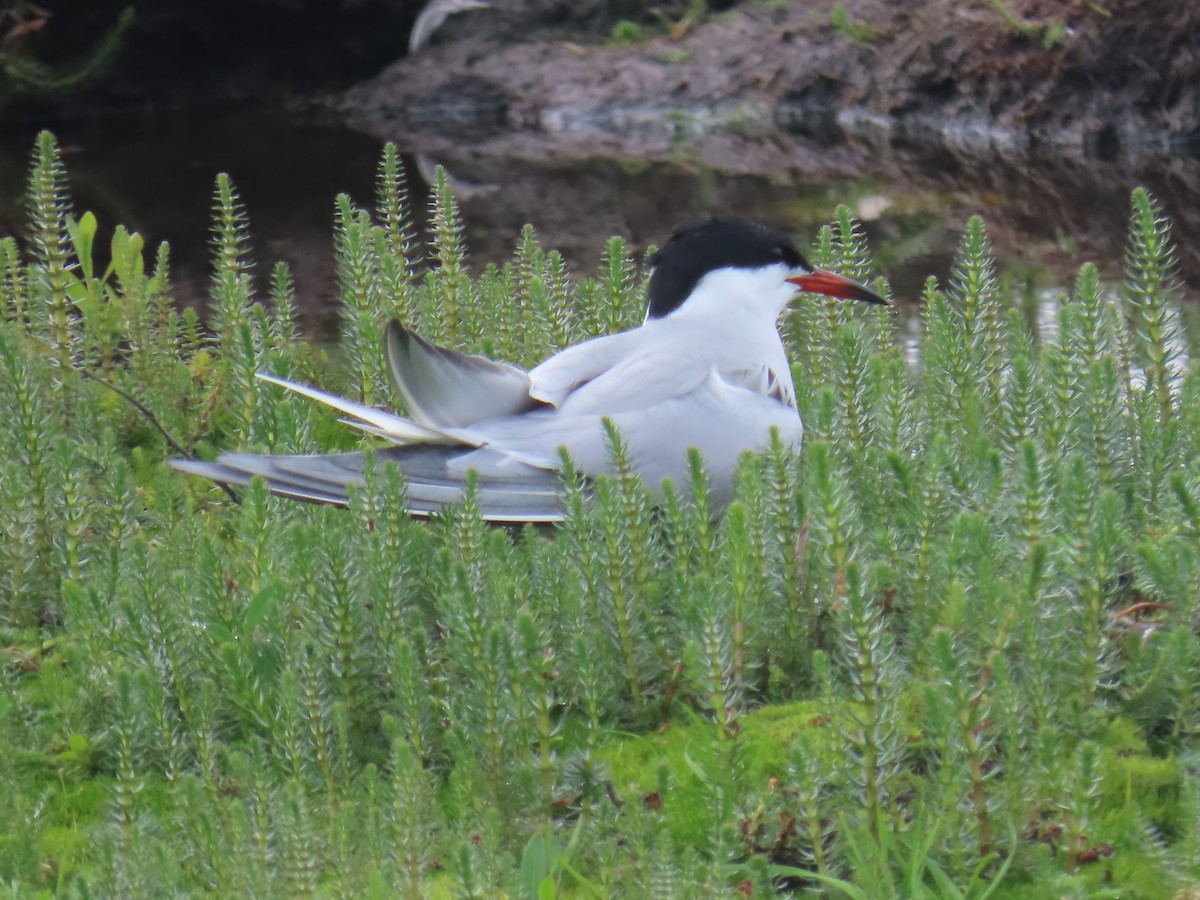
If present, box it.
[257,373,458,443]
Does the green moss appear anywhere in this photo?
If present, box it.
[0,775,108,888]
[830,3,877,43]
[598,702,834,847]
[656,49,692,65]
[1098,717,1184,838]
[737,702,836,776]
[989,843,1177,900]
[418,872,458,899]
[988,719,1185,899]
[1088,851,1178,900]
[37,825,88,883]
[45,779,110,824]
[608,20,643,45]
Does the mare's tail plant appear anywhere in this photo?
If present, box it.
[1,131,1199,897]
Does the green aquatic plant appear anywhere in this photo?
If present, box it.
[829,3,877,44]
[0,7,133,107]
[985,0,1067,49]
[1,131,1199,896]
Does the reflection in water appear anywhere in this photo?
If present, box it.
[1,110,1198,344]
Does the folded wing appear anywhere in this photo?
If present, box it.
[384,319,543,427]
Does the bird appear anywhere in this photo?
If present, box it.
[171,218,887,523]
[408,0,489,55]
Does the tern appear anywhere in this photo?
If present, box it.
[171,218,887,522]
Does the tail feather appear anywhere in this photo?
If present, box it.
[256,372,465,446]
[170,446,567,523]
[169,458,349,505]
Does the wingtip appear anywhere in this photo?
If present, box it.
[168,458,243,481]
[170,449,571,523]
[256,371,290,388]
[385,317,406,341]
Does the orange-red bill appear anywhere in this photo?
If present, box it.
[786,269,888,305]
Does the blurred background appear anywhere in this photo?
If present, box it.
[1,0,1197,336]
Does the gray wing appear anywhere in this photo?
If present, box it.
[385,319,543,427]
[553,341,709,417]
[177,369,564,520]
[173,370,799,519]
[170,444,565,523]
[467,369,804,507]
[528,328,644,406]
[530,318,793,418]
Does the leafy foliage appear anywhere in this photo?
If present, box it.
[1,131,1199,897]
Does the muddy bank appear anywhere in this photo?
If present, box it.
[342,0,1199,160]
[329,0,1200,301]
[335,0,1200,292]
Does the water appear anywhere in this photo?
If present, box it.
[2,109,1198,341]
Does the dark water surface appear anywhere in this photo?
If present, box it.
[2,109,1198,340]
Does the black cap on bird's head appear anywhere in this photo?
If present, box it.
[645,217,888,319]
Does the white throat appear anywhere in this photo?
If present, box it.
[664,264,797,325]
